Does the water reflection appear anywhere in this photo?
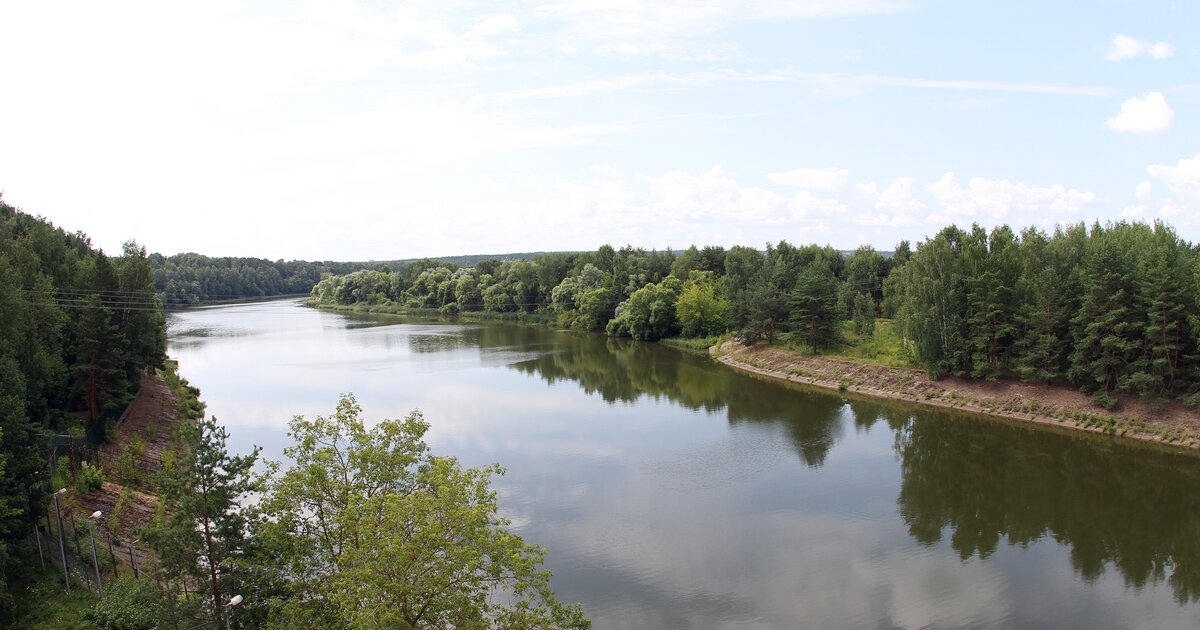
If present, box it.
[511,334,847,467]
[504,327,1200,605]
[166,301,1200,626]
[893,411,1200,603]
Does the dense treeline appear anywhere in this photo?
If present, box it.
[150,251,555,305]
[888,222,1200,408]
[313,220,1200,408]
[0,199,164,616]
[310,242,898,346]
[150,253,374,305]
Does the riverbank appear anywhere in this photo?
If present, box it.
[165,292,311,310]
[309,300,557,325]
[713,341,1200,451]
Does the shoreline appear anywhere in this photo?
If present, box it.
[296,301,1200,453]
[712,341,1200,453]
[308,301,557,326]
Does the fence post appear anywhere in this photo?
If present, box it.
[52,490,70,592]
[34,520,45,569]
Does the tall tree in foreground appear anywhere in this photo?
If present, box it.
[143,416,261,630]
[251,394,589,629]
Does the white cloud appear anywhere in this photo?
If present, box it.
[1105,34,1174,61]
[644,166,787,222]
[788,190,848,219]
[857,179,925,213]
[1147,153,1200,203]
[1105,92,1175,134]
[925,172,1099,225]
[768,167,850,191]
[854,179,924,226]
[1135,179,1153,201]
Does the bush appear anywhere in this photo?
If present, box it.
[83,577,171,630]
[1090,390,1118,411]
[77,461,104,494]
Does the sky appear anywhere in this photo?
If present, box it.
[1,0,1198,261]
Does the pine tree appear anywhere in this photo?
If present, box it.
[1068,230,1143,402]
[1135,223,1197,399]
[788,263,842,351]
[142,416,260,630]
[964,226,1020,380]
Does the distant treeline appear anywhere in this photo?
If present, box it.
[309,244,899,345]
[311,221,1200,408]
[0,200,164,615]
[149,251,555,305]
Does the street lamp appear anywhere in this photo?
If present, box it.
[52,488,69,592]
[225,594,244,630]
[88,510,104,598]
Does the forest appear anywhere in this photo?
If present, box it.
[150,251,554,305]
[0,199,164,615]
[2,200,587,628]
[310,221,1200,408]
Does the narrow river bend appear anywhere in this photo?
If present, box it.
[167,298,1200,629]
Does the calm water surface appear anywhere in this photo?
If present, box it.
[167,298,1200,629]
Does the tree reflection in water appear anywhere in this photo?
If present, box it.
[889,408,1200,603]
[506,328,1200,603]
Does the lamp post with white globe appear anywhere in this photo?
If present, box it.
[224,594,244,630]
[87,510,104,598]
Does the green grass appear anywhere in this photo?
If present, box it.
[661,335,724,353]
[822,319,915,368]
[311,302,557,326]
[11,565,94,629]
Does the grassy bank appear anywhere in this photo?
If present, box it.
[662,335,727,353]
[309,301,558,326]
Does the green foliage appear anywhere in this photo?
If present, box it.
[0,200,169,615]
[607,276,683,341]
[76,461,104,494]
[302,216,1200,415]
[826,319,912,368]
[11,566,95,629]
[574,287,614,332]
[83,577,172,630]
[884,220,1200,407]
[112,436,145,486]
[250,394,589,629]
[788,264,842,352]
[843,245,888,311]
[675,271,728,338]
[141,415,260,629]
[852,292,875,336]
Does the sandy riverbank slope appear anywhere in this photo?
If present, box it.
[713,341,1200,451]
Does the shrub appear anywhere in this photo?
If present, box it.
[1091,390,1118,410]
[83,577,171,630]
[76,461,103,494]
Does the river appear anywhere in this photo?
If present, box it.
[167,298,1200,629]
